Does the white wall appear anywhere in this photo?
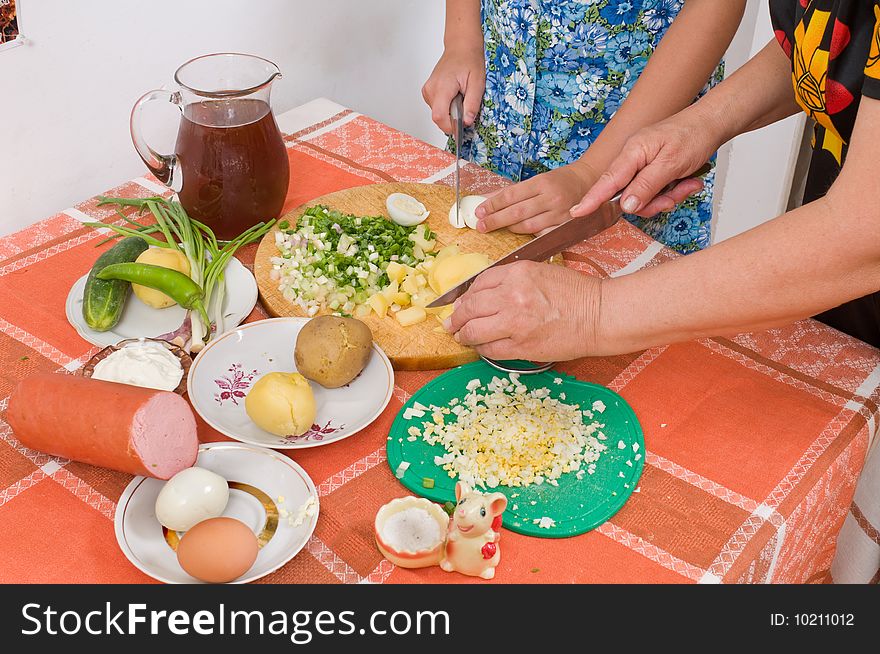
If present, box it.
[712,0,806,242]
[0,0,801,242]
[0,0,445,236]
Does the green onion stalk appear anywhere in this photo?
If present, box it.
[88,197,275,351]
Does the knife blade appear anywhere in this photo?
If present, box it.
[450,93,465,229]
[427,162,712,308]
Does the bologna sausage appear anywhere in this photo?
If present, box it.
[7,374,198,479]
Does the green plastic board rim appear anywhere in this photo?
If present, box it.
[386,361,645,538]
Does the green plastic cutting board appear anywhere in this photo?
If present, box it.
[386,361,644,538]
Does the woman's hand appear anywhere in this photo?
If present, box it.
[474,162,598,234]
[444,261,602,362]
[571,107,722,219]
[422,45,486,134]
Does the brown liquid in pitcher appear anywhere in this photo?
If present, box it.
[175,99,289,240]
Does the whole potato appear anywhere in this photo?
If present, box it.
[245,372,316,436]
[295,316,373,388]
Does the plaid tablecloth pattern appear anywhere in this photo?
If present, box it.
[1,98,878,584]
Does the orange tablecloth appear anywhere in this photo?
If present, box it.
[1,99,879,584]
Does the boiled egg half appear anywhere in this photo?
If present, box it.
[386,193,430,227]
[448,195,487,230]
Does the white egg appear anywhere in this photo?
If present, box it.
[386,193,429,227]
[155,467,229,532]
[448,195,487,230]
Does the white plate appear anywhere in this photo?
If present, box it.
[66,257,257,347]
[187,317,394,449]
[115,442,318,584]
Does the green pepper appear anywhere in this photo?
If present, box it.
[97,263,211,340]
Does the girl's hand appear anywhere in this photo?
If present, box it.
[444,261,602,362]
[571,109,721,219]
[474,163,598,234]
[422,46,486,134]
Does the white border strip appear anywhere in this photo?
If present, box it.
[297,111,360,142]
[132,176,171,196]
[609,241,664,278]
[62,208,100,224]
[275,98,347,135]
[420,160,468,184]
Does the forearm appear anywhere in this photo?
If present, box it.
[687,40,802,147]
[598,195,880,354]
[443,0,483,52]
[578,0,747,174]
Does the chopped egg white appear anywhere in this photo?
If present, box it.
[394,461,411,479]
[410,376,606,489]
[290,496,318,527]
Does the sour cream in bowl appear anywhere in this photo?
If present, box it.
[81,338,191,393]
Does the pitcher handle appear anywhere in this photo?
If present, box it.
[130,89,183,192]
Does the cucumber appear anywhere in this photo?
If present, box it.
[82,236,149,331]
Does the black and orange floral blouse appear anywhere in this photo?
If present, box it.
[770,0,880,198]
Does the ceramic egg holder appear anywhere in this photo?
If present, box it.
[375,482,508,580]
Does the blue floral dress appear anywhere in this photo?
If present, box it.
[459,0,724,254]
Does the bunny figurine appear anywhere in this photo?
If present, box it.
[440,481,507,579]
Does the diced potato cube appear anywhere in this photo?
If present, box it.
[354,304,372,318]
[438,305,454,320]
[367,293,389,318]
[411,290,438,307]
[409,225,436,253]
[385,262,409,284]
[401,272,422,295]
[435,244,460,261]
[392,291,411,306]
[395,306,427,327]
[381,280,399,302]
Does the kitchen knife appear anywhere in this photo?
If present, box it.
[427,162,712,308]
[449,93,465,229]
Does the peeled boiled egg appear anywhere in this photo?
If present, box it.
[386,193,429,226]
[176,517,259,583]
[155,466,229,532]
[448,195,487,230]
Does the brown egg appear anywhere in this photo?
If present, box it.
[176,517,259,583]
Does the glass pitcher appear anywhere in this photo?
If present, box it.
[130,53,290,240]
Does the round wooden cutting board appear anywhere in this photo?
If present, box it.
[254,183,532,370]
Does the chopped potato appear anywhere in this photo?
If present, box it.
[367,293,389,318]
[401,273,421,295]
[409,224,436,252]
[385,262,410,284]
[381,280,399,303]
[411,290,438,307]
[395,306,427,327]
[434,244,460,261]
[429,252,491,295]
[392,291,411,306]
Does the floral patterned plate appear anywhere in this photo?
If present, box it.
[187,317,394,449]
